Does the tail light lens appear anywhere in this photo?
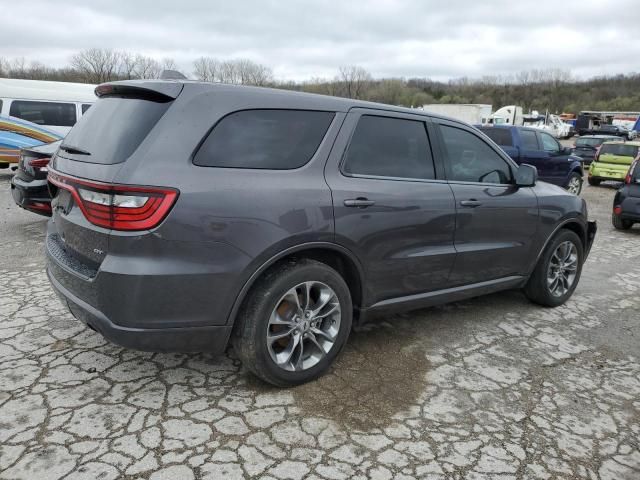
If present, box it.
[614,205,623,215]
[29,158,50,171]
[594,146,602,162]
[48,170,178,231]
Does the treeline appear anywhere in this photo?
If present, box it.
[2,49,639,113]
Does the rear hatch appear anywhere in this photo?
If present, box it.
[48,82,182,272]
[597,143,639,166]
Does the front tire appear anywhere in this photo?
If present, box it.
[612,214,633,230]
[588,177,601,186]
[524,230,584,307]
[232,259,352,387]
[565,172,583,195]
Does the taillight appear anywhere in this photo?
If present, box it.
[614,205,623,215]
[29,157,50,172]
[594,145,602,162]
[47,169,178,231]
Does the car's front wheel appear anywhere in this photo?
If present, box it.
[565,172,583,195]
[524,230,584,307]
[232,259,352,387]
[588,177,601,186]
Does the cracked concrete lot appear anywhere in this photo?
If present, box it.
[1,170,639,480]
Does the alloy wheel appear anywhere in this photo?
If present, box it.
[567,177,581,195]
[266,281,341,372]
[546,241,578,297]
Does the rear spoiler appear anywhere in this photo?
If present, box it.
[95,81,184,101]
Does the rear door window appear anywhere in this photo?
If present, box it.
[520,130,540,150]
[342,115,435,180]
[81,104,92,114]
[61,96,171,164]
[10,100,76,127]
[194,110,334,169]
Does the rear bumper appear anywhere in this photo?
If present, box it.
[47,266,233,353]
[45,222,251,352]
[589,163,629,181]
[11,176,51,215]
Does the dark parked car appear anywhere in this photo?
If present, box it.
[11,140,61,215]
[597,124,636,140]
[46,81,596,386]
[478,125,585,195]
[612,160,640,230]
[571,135,620,166]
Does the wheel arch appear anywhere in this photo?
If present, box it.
[531,218,587,273]
[226,242,365,328]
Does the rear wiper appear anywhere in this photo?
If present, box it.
[60,144,91,156]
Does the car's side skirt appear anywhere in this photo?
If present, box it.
[360,275,526,321]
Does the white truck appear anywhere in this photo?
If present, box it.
[421,104,492,125]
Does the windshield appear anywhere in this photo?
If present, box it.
[600,144,639,157]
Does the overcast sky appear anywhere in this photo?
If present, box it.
[3,0,639,81]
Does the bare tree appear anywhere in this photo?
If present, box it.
[162,58,177,71]
[134,55,161,79]
[120,52,138,79]
[70,48,122,83]
[193,57,221,82]
[193,57,272,86]
[337,65,372,99]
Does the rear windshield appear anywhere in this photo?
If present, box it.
[479,127,513,146]
[576,137,608,147]
[60,96,170,164]
[600,143,639,158]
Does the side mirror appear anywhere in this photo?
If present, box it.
[515,164,538,187]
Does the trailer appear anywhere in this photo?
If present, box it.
[421,104,492,125]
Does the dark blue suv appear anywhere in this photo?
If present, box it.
[479,125,585,195]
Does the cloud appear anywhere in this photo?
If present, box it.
[1,0,638,81]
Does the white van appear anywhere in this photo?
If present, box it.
[0,78,96,135]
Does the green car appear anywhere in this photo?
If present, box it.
[589,141,640,186]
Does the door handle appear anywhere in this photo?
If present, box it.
[460,199,482,207]
[344,198,375,208]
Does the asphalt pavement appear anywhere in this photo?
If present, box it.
[0,170,639,480]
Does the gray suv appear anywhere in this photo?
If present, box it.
[46,80,596,386]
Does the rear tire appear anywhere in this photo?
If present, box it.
[588,177,601,186]
[612,214,633,230]
[524,230,584,307]
[232,259,352,387]
[565,172,583,195]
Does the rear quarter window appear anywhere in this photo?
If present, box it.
[10,100,76,127]
[194,109,335,169]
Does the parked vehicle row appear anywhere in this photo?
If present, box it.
[0,115,61,170]
[44,80,596,386]
[589,141,640,186]
[571,135,620,165]
[478,125,584,194]
[0,78,95,135]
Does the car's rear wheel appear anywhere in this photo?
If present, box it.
[565,172,583,195]
[232,259,352,387]
[588,177,601,186]
[524,230,583,307]
[612,213,633,230]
